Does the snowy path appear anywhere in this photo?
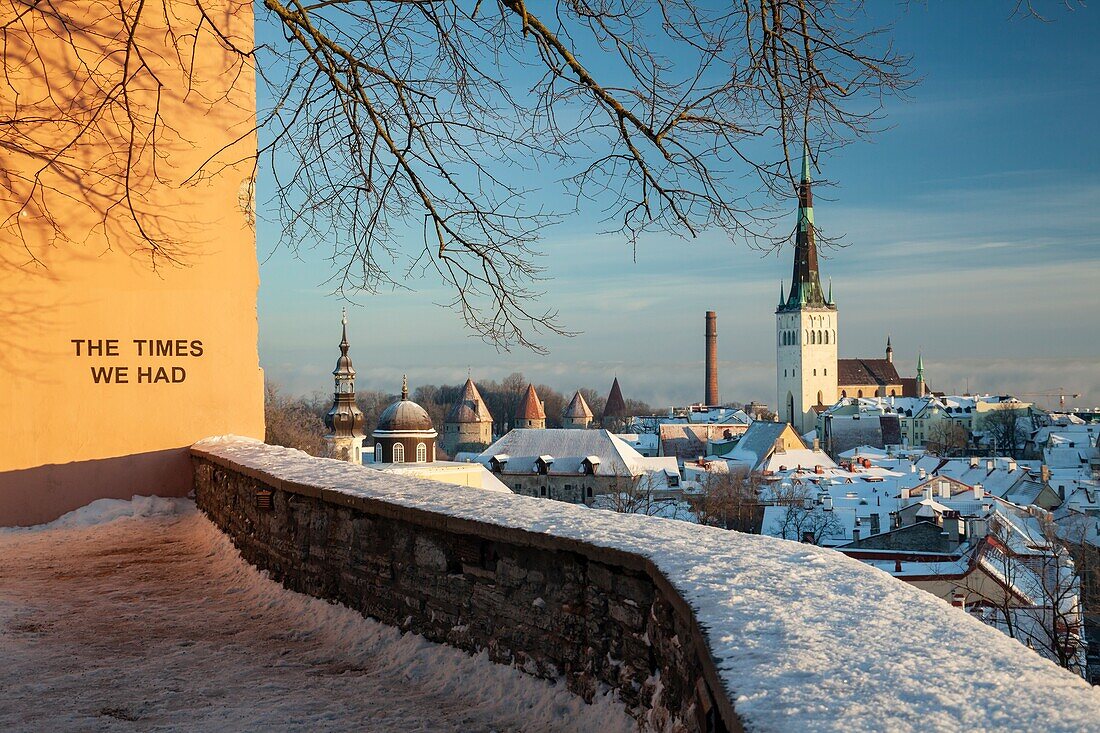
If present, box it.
[0,498,634,733]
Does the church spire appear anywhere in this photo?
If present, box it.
[324,310,366,452]
[401,374,408,400]
[781,142,828,310]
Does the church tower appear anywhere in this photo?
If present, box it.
[324,309,366,463]
[776,145,838,434]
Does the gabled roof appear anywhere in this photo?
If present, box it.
[837,358,902,387]
[727,422,804,470]
[604,378,627,418]
[515,383,545,421]
[563,390,593,419]
[446,378,493,424]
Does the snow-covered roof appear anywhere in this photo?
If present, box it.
[475,429,658,478]
[194,437,1100,732]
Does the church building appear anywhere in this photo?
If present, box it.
[777,147,922,434]
[323,309,366,463]
[776,146,839,434]
[372,376,438,463]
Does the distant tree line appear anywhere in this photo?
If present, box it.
[264,373,656,456]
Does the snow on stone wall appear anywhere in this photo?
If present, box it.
[193,437,1100,733]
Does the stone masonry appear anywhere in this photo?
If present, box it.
[191,451,740,733]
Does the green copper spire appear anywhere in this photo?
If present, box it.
[779,280,785,306]
[801,140,812,184]
[827,277,833,304]
[917,353,924,378]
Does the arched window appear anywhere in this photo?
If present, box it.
[841,390,847,398]
[824,368,828,376]
[393,443,405,463]
[805,330,809,344]
[813,369,817,376]
[786,392,795,424]
[889,389,897,396]
[857,390,864,398]
[817,390,824,405]
[823,330,829,344]
[375,443,382,462]
[416,443,427,462]
[810,330,816,344]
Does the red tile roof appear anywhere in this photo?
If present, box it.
[837,358,902,387]
[515,383,546,420]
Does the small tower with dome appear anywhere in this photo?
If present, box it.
[324,309,366,463]
[372,376,438,463]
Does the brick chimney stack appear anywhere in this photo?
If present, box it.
[705,311,719,406]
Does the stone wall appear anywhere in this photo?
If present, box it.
[192,448,741,733]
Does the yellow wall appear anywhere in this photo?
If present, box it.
[0,1,263,525]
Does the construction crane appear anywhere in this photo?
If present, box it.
[1015,389,1081,409]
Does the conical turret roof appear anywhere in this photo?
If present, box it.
[446,378,493,424]
[563,390,593,419]
[604,378,626,418]
[516,383,545,421]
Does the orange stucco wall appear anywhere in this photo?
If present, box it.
[0,1,263,525]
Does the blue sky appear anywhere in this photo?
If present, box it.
[257,2,1100,411]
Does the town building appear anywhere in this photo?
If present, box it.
[475,429,680,505]
[562,390,594,429]
[323,309,366,463]
[441,378,494,454]
[514,383,546,429]
[372,376,438,464]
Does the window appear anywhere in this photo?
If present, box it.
[416,443,427,462]
[514,483,522,492]
[841,390,847,398]
[539,486,547,497]
[823,330,829,344]
[817,330,823,344]
[857,390,864,398]
[393,443,405,463]
[813,369,817,376]
[564,483,573,493]
[586,487,593,498]
[375,443,382,462]
[810,330,816,344]
[817,391,824,405]
[824,368,828,376]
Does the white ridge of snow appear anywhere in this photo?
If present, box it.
[0,495,633,732]
[194,436,1100,733]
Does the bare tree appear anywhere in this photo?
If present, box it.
[769,483,842,544]
[691,472,762,532]
[265,381,327,454]
[601,472,690,520]
[952,511,1086,676]
[927,421,969,457]
[3,0,916,350]
[979,409,1029,458]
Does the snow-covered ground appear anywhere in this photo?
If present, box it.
[0,496,633,733]
[194,437,1100,733]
